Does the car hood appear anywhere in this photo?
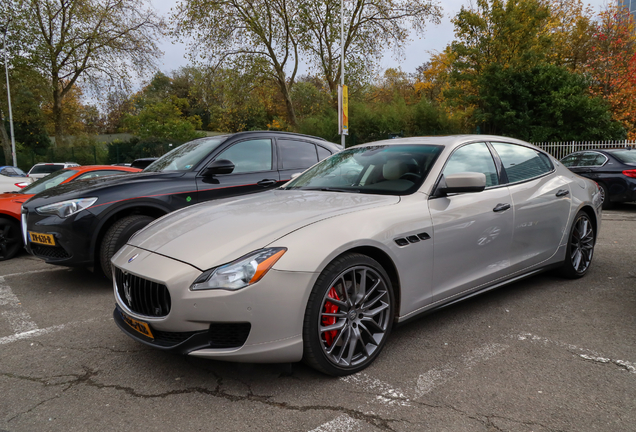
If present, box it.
[25,172,185,205]
[129,189,399,270]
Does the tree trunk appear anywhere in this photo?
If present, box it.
[52,86,64,147]
[275,73,297,127]
[0,111,13,165]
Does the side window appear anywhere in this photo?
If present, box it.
[443,142,499,187]
[76,170,129,180]
[317,146,332,161]
[278,139,319,169]
[492,142,553,183]
[577,152,606,167]
[215,139,273,174]
[0,168,8,176]
[561,154,580,167]
[4,168,17,176]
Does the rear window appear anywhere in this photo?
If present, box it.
[609,150,636,164]
[29,164,64,174]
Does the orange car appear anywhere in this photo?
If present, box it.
[0,165,141,261]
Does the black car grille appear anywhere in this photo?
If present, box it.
[115,268,171,317]
[208,323,251,348]
[31,244,70,259]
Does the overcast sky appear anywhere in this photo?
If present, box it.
[151,0,613,78]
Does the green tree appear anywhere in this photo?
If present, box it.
[122,99,204,142]
[473,63,624,141]
[9,0,164,143]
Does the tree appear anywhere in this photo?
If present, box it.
[122,99,203,142]
[472,63,624,141]
[297,0,441,98]
[10,0,164,143]
[172,0,303,126]
[586,5,636,138]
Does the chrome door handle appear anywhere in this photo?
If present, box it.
[556,189,570,197]
[493,203,511,212]
[257,179,278,187]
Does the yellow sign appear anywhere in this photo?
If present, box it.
[342,85,349,135]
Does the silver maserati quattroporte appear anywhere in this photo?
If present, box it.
[111,135,602,376]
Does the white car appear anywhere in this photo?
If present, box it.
[0,166,32,192]
[27,162,79,179]
[111,135,602,376]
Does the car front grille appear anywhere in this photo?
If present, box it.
[208,323,251,348]
[115,268,171,317]
[31,244,71,259]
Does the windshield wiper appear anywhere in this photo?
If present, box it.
[301,187,361,193]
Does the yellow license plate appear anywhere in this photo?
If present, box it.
[121,312,154,339]
[29,231,56,246]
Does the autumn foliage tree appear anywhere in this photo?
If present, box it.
[586,5,636,139]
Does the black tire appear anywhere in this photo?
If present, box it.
[559,211,595,279]
[302,253,395,376]
[599,183,613,210]
[0,217,22,261]
[100,215,154,280]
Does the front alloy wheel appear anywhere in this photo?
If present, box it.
[560,211,595,278]
[303,253,394,376]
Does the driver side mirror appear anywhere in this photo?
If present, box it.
[202,159,235,176]
[436,172,487,196]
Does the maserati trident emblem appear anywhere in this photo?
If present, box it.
[128,253,139,263]
[123,274,133,306]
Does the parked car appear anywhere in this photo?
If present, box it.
[0,166,33,192]
[0,165,141,261]
[560,148,636,209]
[22,132,341,277]
[130,157,158,169]
[110,135,602,376]
[27,162,80,179]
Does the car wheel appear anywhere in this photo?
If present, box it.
[599,183,613,210]
[100,215,154,280]
[303,253,395,376]
[559,211,595,279]
[0,217,22,261]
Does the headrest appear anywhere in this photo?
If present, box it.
[383,160,409,180]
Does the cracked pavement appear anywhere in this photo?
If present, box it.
[1,206,635,432]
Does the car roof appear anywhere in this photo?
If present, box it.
[65,165,141,172]
[352,135,536,151]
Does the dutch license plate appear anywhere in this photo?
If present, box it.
[29,231,56,246]
[121,311,154,339]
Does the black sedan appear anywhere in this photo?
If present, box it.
[561,148,636,209]
[22,131,341,278]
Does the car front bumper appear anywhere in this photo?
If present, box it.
[22,207,96,266]
[111,244,319,363]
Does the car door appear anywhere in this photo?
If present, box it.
[491,142,571,271]
[429,142,514,303]
[196,138,280,201]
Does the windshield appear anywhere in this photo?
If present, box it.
[144,138,225,172]
[282,144,443,195]
[609,149,636,164]
[21,169,76,194]
[30,164,64,174]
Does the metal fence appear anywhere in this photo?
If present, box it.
[532,140,636,160]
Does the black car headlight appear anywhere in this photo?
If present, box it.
[190,248,287,291]
[35,197,98,218]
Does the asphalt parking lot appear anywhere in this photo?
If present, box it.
[1,206,635,432]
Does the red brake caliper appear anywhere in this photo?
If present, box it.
[322,287,340,346]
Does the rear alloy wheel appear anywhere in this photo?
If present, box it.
[560,211,595,279]
[0,218,22,261]
[599,183,613,210]
[303,253,394,376]
[100,215,154,280]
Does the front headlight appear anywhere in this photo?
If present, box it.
[35,197,98,218]
[191,247,287,291]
